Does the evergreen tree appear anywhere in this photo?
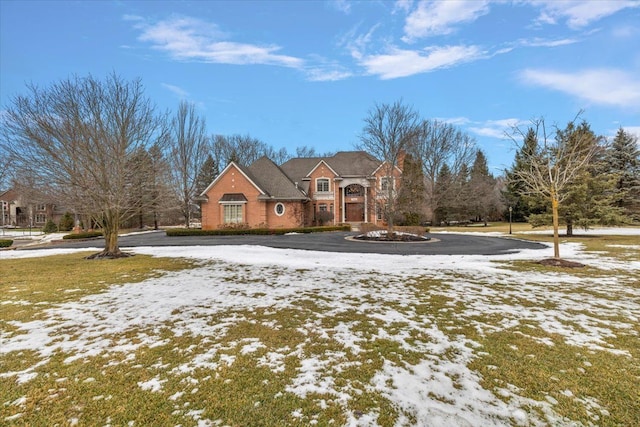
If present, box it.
[396,153,426,225]
[125,147,154,229]
[526,121,623,236]
[504,128,545,221]
[433,163,453,224]
[468,150,497,224]
[148,143,173,230]
[58,211,75,231]
[606,128,640,221]
[453,163,471,221]
[195,154,219,196]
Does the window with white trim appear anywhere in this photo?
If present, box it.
[223,204,243,224]
[275,203,285,216]
[35,213,47,223]
[316,178,330,192]
[380,177,393,191]
[318,203,328,212]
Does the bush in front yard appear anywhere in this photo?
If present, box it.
[63,231,103,239]
[0,239,13,248]
[58,212,75,231]
[166,225,351,237]
[42,219,58,233]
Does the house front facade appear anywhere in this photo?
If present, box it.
[0,188,65,227]
[199,151,403,230]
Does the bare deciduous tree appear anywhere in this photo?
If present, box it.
[508,116,599,259]
[358,100,420,233]
[0,146,11,191]
[168,101,209,228]
[411,119,476,221]
[0,73,166,258]
[213,134,290,168]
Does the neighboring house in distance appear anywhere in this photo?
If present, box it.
[0,188,65,227]
[198,151,403,229]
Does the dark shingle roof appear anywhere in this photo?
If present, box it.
[246,157,307,199]
[327,151,380,176]
[219,193,248,202]
[280,151,381,183]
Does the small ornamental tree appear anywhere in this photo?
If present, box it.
[508,116,599,259]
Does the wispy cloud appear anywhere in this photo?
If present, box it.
[529,0,640,29]
[402,0,490,41]
[468,118,524,139]
[305,66,353,82]
[516,37,579,48]
[621,126,640,140]
[327,0,352,14]
[129,15,304,68]
[161,83,189,99]
[359,45,484,79]
[520,68,640,108]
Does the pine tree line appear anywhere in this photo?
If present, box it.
[504,123,640,236]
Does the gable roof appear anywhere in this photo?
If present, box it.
[246,157,307,200]
[280,151,381,184]
[199,161,266,197]
[201,151,385,202]
[326,151,381,176]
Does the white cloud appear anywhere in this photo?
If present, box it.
[305,65,353,82]
[328,0,351,14]
[437,116,471,126]
[520,68,640,108]
[130,15,304,69]
[360,45,484,79]
[529,0,640,29]
[517,37,579,48]
[161,83,189,99]
[621,126,640,140]
[402,0,490,41]
[611,24,639,38]
[393,0,414,14]
[468,119,524,139]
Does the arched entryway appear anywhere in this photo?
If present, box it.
[344,184,365,222]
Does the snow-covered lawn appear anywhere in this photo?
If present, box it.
[1,232,639,426]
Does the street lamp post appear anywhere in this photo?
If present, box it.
[509,206,513,235]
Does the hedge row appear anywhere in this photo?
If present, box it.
[62,231,103,240]
[166,225,351,237]
[0,239,13,248]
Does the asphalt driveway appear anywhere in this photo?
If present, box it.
[42,230,547,256]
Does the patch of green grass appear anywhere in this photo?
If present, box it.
[1,239,639,426]
[470,331,640,426]
[0,252,196,324]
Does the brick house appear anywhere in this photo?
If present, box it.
[0,188,65,227]
[199,151,403,229]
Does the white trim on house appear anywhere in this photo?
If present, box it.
[306,159,339,179]
[199,162,266,197]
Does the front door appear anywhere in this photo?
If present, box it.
[345,203,364,222]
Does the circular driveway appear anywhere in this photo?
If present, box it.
[44,230,547,256]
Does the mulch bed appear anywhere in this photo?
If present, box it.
[538,258,585,268]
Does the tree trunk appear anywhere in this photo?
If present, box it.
[551,196,560,259]
[566,220,573,237]
[86,216,130,259]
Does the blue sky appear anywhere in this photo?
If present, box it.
[1,0,639,173]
